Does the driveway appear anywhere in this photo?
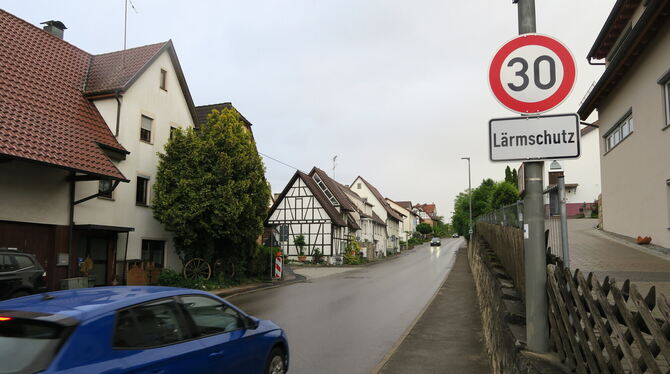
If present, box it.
[569,218,670,298]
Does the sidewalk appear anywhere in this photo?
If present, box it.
[377,246,491,374]
[569,218,670,299]
[214,264,304,298]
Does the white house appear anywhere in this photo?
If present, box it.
[540,125,602,217]
[340,186,387,258]
[386,199,417,241]
[351,177,404,254]
[0,11,250,288]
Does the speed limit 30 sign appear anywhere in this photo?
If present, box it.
[489,34,576,114]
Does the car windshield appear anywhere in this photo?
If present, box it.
[0,317,70,374]
[431,238,439,242]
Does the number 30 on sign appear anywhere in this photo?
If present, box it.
[489,34,576,114]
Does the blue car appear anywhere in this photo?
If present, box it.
[0,286,289,374]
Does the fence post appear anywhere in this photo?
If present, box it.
[558,176,570,267]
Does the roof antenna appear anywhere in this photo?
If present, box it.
[332,155,337,179]
[123,0,139,67]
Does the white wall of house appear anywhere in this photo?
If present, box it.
[351,177,388,251]
[386,199,413,241]
[74,50,195,271]
[342,189,374,245]
[386,219,400,252]
[352,178,387,221]
[596,19,670,248]
[0,160,70,225]
[542,128,601,207]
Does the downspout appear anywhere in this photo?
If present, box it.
[115,91,122,137]
[122,231,130,284]
[67,172,75,278]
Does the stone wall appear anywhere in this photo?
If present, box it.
[468,235,567,374]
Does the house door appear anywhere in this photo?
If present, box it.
[89,238,107,286]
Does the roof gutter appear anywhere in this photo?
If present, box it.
[586,0,629,60]
[578,0,665,119]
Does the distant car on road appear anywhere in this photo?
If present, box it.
[0,286,289,374]
[0,248,47,300]
[430,237,441,246]
[452,234,459,238]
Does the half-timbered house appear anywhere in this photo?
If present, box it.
[266,170,355,260]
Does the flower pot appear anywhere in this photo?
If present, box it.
[298,255,307,262]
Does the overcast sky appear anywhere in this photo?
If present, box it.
[3,1,614,219]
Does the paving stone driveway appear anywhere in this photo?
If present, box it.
[569,218,670,298]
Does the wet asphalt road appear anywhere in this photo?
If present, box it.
[228,238,464,374]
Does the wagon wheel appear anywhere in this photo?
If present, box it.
[213,258,236,280]
[183,258,212,280]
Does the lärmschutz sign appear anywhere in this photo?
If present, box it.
[488,113,581,162]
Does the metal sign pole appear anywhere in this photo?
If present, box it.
[517,0,549,353]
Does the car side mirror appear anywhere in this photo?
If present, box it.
[244,316,259,330]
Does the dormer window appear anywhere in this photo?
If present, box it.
[160,69,167,91]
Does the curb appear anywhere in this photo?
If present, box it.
[215,274,307,299]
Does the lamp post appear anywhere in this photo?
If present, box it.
[461,157,472,236]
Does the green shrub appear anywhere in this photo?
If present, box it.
[247,245,276,279]
[158,268,255,291]
[312,248,324,264]
[158,268,184,286]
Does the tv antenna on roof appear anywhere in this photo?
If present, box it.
[332,155,338,179]
[124,0,139,51]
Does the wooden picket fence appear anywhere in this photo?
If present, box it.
[547,262,670,373]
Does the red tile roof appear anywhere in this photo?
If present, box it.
[84,42,167,96]
[0,10,127,180]
[415,203,437,215]
[309,167,357,212]
[394,201,413,210]
[195,103,253,130]
[266,171,347,227]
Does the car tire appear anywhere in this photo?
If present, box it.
[265,347,286,374]
[10,290,30,299]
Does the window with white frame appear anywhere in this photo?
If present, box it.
[605,112,633,152]
[140,115,153,143]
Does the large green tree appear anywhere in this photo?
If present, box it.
[451,192,470,238]
[416,223,433,236]
[491,181,520,209]
[450,179,498,240]
[152,108,271,270]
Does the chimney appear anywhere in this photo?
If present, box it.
[41,20,67,39]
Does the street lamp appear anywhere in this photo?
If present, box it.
[461,157,472,235]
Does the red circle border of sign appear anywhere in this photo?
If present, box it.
[489,34,576,114]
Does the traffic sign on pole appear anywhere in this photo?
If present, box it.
[489,34,576,114]
[489,113,581,161]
